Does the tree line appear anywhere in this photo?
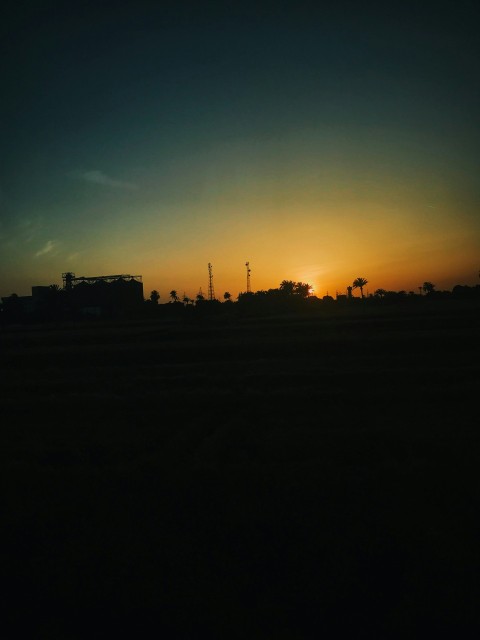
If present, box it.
[147,278,477,305]
[2,277,479,325]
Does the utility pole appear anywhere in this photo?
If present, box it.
[245,261,251,293]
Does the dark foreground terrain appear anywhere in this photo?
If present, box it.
[2,301,479,637]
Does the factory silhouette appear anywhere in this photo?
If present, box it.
[1,263,479,325]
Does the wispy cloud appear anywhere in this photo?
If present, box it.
[20,217,44,242]
[66,251,82,263]
[35,240,58,257]
[73,170,138,190]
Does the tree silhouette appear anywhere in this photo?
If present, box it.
[223,292,232,302]
[294,282,311,298]
[150,290,160,304]
[196,292,205,303]
[422,282,435,294]
[279,280,296,295]
[279,280,312,298]
[374,289,386,298]
[44,284,65,318]
[169,290,179,303]
[353,277,368,299]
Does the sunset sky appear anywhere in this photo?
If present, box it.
[1,1,479,301]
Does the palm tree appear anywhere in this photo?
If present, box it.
[223,292,232,302]
[150,290,160,304]
[294,282,312,298]
[46,284,64,316]
[374,288,386,298]
[169,290,179,303]
[422,282,435,295]
[279,280,296,295]
[352,277,368,299]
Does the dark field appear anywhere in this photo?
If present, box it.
[2,302,479,637]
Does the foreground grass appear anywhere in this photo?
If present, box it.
[1,304,479,637]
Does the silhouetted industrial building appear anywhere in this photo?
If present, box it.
[62,272,143,316]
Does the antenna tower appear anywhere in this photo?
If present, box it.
[208,263,215,301]
[245,261,251,293]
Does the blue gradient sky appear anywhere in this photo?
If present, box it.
[1,1,479,300]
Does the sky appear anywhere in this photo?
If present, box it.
[1,0,479,300]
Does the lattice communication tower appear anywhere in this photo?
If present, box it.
[245,261,251,293]
[208,263,216,301]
